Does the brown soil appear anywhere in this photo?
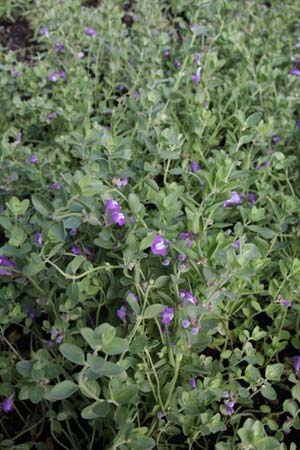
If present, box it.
[0,17,37,63]
[82,0,102,7]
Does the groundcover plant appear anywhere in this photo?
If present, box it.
[2,0,300,449]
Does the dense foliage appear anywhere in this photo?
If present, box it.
[1,1,300,449]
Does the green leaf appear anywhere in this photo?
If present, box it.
[101,337,129,355]
[32,194,54,217]
[95,323,116,343]
[9,225,26,247]
[255,437,280,450]
[140,232,156,250]
[59,343,85,365]
[126,293,140,315]
[81,401,110,419]
[261,385,277,400]
[246,111,262,128]
[130,437,156,450]
[128,193,144,215]
[87,355,124,377]
[144,304,165,319]
[265,363,284,381]
[79,379,101,399]
[291,383,300,401]
[46,381,78,402]
[80,328,99,350]
[48,223,66,242]
[112,384,138,404]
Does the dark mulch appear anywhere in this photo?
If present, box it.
[82,0,102,7]
[0,17,38,63]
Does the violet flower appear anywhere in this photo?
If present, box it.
[151,235,170,256]
[0,255,16,276]
[39,27,49,37]
[181,320,191,328]
[54,42,64,52]
[117,305,126,322]
[296,118,300,129]
[34,232,42,246]
[290,68,300,76]
[11,70,20,78]
[223,191,243,208]
[48,72,59,82]
[59,69,67,79]
[272,135,281,144]
[110,211,126,226]
[162,259,170,266]
[280,298,292,307]
[84,28,97,36]
[70,228,77,236]
[190,161,200,172]
[179,290,197,305]
[293,356,300,374]
[189,378,197,389]
[77,51,85,59]
[232,239,240,249]
[50,182,61,190]
[105,199,121,214]
[71,245,81,255]
[28,155,39,164]
[174,59,181,69]
[1,395,14,413]
[191,69,201,84]
[163,49,170,58]
[248,193,257,204]
[112,177,129,190]
[47,112,57,121]
[160,307,174,325]
[225,401,235,415]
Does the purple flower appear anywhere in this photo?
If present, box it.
[163,49,170,58]
[1,395,14,413]
[84,27,97,36]
[162,259,170,266]
[112,177,129,190]
[191,324,201,335]
[181,320,191,328]
[280,298,292,307]
[296,118,300,129]
[179,290,197,305]
[189,378,197,389]
[232,239,240,249]
[272,135,281,144]
[54,42,64,52]
[110,211,126,226]
[131,91,139,100]
[290,68,300,76]
[39,27,49,37]
[0,255,16,276]
[77,51,85,59]
[225,401,235,415]
[59,69,67,79]
[291,56,299,64]
[180,233,190,240]
[28,155,39,164]
[117,305,126,322]
[293,356,300,373]
[83,245,91,256]
[34,232,42,246]
[47,112,57,121]
[191,71,201,84]
[28,307,36,320]
[185,239,193,248]
[174,59,181,69]
[70,228,77,236]
[48,72,59,82]
[178,254,186,261]
[105,199,121,215]
[190,161,200,172]
[151,235,170,256]
[71,245,81,255]
[160,307,174,325]
[223,191,243,208]
[50,182,61,190]
[11,70,20,78]
[248,193,257,204]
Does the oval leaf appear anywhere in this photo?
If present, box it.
[144,304,165,319]
[59,343,85,365]
[46,381,78,402]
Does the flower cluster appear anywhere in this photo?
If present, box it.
[0,255,16,276]
[179,289,198,305]
[105,199,126,226]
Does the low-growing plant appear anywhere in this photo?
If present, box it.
[1,0,300,449]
